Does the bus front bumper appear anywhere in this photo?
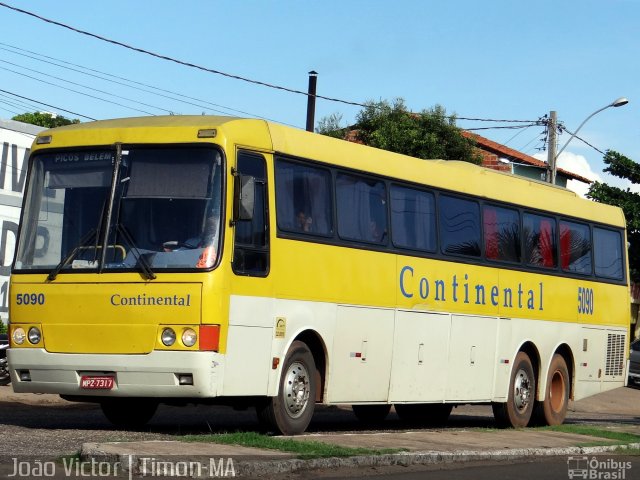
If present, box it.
[7,348,224,398]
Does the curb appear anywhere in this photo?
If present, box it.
[81,442,640,477]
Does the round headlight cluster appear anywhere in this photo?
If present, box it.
[161,328,176,346]
[161,327,198,347]
[28,327,41,344]
[12,327,26,345]
[182,328,197,347]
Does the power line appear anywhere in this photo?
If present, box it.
[0,102,21,116]
[502,125,532,147]
[0,65,156,115]
[0,2,369,108]
[558,126,605,155]
[0,3,546,126]
[464,123,540,131]
[0,57,174,114]
[0,41,295,123]
[0,88,96,120]
[457,117,539,123]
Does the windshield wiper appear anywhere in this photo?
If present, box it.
[47,228,97,281]
[116,224,156,280]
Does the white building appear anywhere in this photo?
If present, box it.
[0,119,45,326]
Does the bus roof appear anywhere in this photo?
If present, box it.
[33,115,625,228]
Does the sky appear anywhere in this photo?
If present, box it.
[0,1,638,196]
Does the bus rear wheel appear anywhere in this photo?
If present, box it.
[100,399,158,428]
[533,354,570,426]
[352,404,391,424]
[394,403,453,426]
[493,351,536,428]
[256,340,316,435]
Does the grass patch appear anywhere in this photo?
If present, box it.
[182,431,403,459]
[540,425,640,445]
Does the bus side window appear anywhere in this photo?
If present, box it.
[560,220,592,275]
[275,158,333,236]
[483,205,520,263]
[524,213,557,269]
[336,173,387,245]
[232,152,269,276]
[439,195,481,257]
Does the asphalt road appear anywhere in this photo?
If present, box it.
[298,456,640,480]
[2,385,639,458]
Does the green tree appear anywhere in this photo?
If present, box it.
[12,111,80,128]
[318,98,482,164]
[316,112,346,139]
[587,150,640,282]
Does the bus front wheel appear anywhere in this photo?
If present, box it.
[492,351,536,428]
[533,354,570,426]
[256,340,317,435]
[100,399,158,428]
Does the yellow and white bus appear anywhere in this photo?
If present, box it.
[7,116,629,434]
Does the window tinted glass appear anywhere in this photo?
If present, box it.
[439,195,481,257]
[523,213,557,268]
[593,227,623,280]
[390,185,436,252]
[483,205,520,262]
[560,221,592,274]
[336,174,387,244]
[275,159,332,236]
[233,152,269,275]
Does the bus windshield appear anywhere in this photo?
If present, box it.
[14,146,223,274]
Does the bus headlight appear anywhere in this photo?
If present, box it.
[161,328,176,346]
[182,328,197,347]
[12,327,26,345]
[28,327,41,344]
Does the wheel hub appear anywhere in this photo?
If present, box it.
[283,361,310,418]
[513,368,532,412]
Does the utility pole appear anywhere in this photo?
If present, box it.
[546,110,557,184]
[306,71,318,132]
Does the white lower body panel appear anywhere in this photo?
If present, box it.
[8,348,224,398]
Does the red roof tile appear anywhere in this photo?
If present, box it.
[463,131,591,184]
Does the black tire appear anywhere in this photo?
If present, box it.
[256,341,317,435]
[100,399,158,428]
[394,403,453,427]
[532,354,570,426]
[352,404,391,424]
[493,351,536,428]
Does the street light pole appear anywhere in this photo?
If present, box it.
[549,97,629,184]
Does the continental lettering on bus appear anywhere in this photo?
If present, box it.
[399,266,544,311]
[110,294,192,307]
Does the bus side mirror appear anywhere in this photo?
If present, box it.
[233,174,255,221]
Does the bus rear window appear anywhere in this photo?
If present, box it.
[594,227,624,280]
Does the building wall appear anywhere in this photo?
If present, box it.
[0,120,44,325]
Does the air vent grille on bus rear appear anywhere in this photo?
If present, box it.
[605,333,625,377]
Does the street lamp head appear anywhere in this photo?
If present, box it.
[611,97,629,108]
